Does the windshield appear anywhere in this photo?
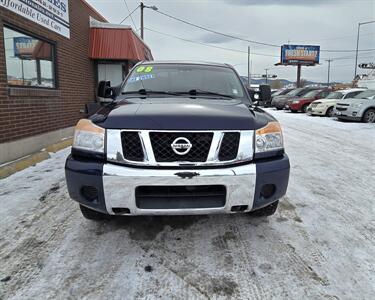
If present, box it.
[326,92,343,99]
[303,90,321,97]
[286,88,303,96]
[122,64,246,99]
[354,90,375,99]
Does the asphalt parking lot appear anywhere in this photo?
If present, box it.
[1,109,374,300]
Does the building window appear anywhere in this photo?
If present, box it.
[3,26,56,88]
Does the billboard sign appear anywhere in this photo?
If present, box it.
[0,0,70,38]
[281,45,320,65]
[13,37,38,58]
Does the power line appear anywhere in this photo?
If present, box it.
[153,9,280,48]
[290,32,375,43]
[144,27,279,57]
[121,0,137,29]
[151,8,375,53]
[119,4,139,24]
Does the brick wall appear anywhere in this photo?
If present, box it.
[0,1,107,144]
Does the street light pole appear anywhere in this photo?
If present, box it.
[326,59,333,87]
[247,46,251,88]
[140,2,144,39]
[140,2,158,40]
[354,20,375,78]
[265,68,269,84]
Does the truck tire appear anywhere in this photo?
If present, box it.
[250,201,279,217]
[363,108,375,123]
[326,107,335,117]
[80,205,108,220]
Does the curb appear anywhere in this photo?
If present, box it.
[0,138,73,179]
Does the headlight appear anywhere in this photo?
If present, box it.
[292,100,300,104]
[351,102,363,109]
[73,119,105,153]
[255,122,283,153]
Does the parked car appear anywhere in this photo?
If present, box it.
[264,88,293,107]
[307,88,366,117]
[271,87,320,110]
[335,89,375,123]
[65,61,290,220]
[286,88,331,113]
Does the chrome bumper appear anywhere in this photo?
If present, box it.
[102,163,256,215]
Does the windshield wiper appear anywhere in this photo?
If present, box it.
[122,89,180,96]
[185,89,234,99]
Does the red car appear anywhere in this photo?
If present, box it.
[286,89,331,113]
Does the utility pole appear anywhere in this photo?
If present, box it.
[247,46,251,88]
[264,68,269,84]
[139,2,158,40]
[354,20,375,78]
[326,59,333,87]
[140,2,144,39]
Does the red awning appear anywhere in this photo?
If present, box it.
[89,24,153,61]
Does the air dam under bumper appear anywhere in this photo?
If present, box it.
[65,155,289,215]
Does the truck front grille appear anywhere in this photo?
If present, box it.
[150,132,213,162]
[107,129,254,167]
[121,131,144,161]
[218,132,240,161]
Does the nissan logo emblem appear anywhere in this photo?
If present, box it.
[171,137,192,155]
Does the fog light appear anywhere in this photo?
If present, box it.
[352,112,357,116]
[260,184,276,199]
[81,186,98,201]
[231,205,248,212]
[112,208,130,215]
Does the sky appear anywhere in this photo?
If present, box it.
[86,0,375,83]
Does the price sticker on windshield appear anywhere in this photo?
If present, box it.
[136,66,153,73]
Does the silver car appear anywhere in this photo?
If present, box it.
[335,90,375,123]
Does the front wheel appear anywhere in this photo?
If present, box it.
[80,205,109,221]
[363,109,375,123]
[250,201,279,217]
[301,104,309,113]
[326,107,335,117]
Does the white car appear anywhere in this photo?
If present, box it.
[335,89,375,123]
[307,88,366,117]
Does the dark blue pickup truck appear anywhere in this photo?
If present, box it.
[65,61,290,220]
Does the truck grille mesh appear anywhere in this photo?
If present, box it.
[218,132,240,161]
[150,132,213,162]
[121,132,144,161]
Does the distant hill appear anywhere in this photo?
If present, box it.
[240,76,337,87]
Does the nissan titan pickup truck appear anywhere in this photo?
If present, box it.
[65,61,290,220]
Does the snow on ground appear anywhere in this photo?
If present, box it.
[0,111,374,299]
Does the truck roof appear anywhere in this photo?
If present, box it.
[138,60,232,68]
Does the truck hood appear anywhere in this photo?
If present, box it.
[92,97,272,130]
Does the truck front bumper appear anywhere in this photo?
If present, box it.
[65,155,290,215]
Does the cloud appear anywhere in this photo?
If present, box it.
[226,0,343,6]
[197,33,235,44]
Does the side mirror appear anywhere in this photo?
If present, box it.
[97,81,114,101]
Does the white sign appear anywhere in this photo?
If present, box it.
[0,0,70,38]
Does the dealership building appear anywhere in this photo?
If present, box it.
[0,0,153,164]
